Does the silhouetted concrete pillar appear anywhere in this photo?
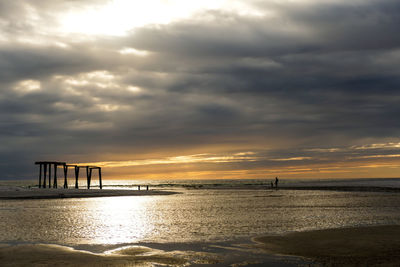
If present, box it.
[43,164,47,188]
[99,168,102,189]
[35,162,102,190]
[48,164,52,188]
[63,165,68,189]
[74,166,79,189]
[53,164,58,188]
[86,166,91,189]
[38,164,42,188]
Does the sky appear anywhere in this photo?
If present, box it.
[1,0,400,180]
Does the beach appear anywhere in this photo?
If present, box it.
[254,225,400,266]
[2,225,400,266]
[0,186,176,199]
[1,179,400,266]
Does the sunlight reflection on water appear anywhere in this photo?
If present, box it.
[1,189,400,246]
[85,196,156,244]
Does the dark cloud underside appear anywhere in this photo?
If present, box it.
[1,0,400,179]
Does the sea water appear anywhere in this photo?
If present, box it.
[1,179,400,247]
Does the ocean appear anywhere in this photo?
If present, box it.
[1,178,400,266]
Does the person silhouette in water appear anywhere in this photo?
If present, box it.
[275,177,279,189]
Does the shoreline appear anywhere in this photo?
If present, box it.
[253,225,400,266]
[278,185,400,193]
[0,187,177,199]
[1,184,399,199]
[184,185,400,193]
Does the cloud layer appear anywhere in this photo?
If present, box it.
[1,0,400,179]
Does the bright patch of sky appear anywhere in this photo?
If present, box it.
[60,0,265,36]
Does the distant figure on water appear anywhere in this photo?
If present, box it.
[275,177,279,189]
[270,181,274,189]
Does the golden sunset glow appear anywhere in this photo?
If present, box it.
[77,152,258,168]
[69,141,400,180]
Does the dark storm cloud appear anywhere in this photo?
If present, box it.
[1,0,400,178]
[0,45,99,83]
[129,1,400,55]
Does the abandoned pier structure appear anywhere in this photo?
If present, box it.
[35,161,102,189]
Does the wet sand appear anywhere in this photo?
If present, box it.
[254,225,400,266]
[0,241,308,267]
[0,244,188,267]
[0,186,176,199]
